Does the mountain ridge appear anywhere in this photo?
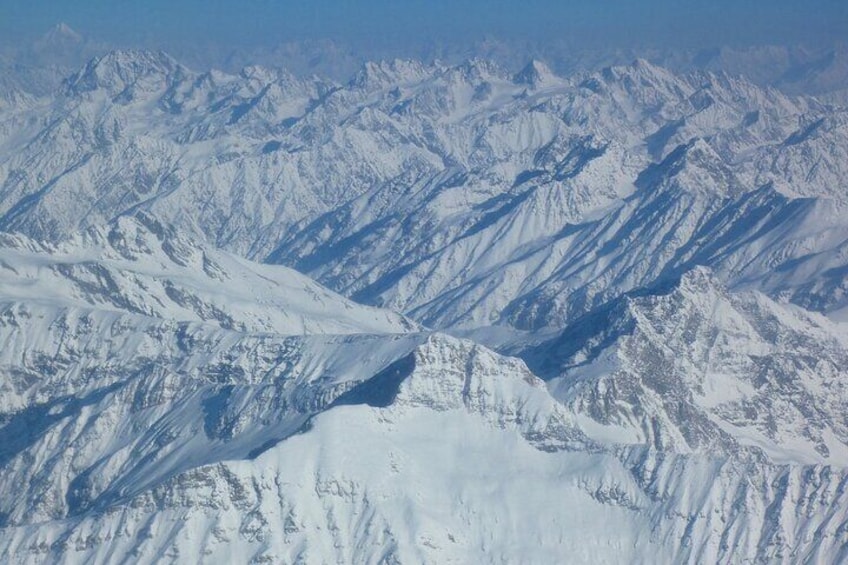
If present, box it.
[1,47,848,563]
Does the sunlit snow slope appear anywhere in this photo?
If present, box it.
[1,52,847,334]
[0,219,845,563]
[1,50,848,563]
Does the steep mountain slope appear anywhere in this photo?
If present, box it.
[1,52,847,337]
[1,50,848,563]
[0,221,846,562]
[0,212,412,336]
[524,267,848,465]
[267,61,848,332]
[0,217,428,530]
[277,136,848,332]
[1,313,847,563]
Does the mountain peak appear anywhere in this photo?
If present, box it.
[89,49,180,72]
[349,59,430,90]
[0,212,414,335]
[63,49,187,98]
[38,22,84,46]
[599,57,682,90]
[531,266,848,463]
[638,137,739,197]
[451,58,506,81]
[513,59,555,87]
[676,265,722,294]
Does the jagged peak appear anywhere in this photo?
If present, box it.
[513,59,556,88]
[349,59,431,90]
[524,266,726,375]
[83,212,198,261]
[448,57,508,82]
[532,264,848,460]
[621,266,726,319]
[638,137,739,197]
[239,64,297,85]
[84,49,180,73]
[630,57,659,71]
[675,265,724,294]
[676,136,724,164]
[599,58,685,90]
[625,266,726,323]
[63,49,188,97]
[333,333,588,451]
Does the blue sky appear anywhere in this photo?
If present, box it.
[2,0,846,48]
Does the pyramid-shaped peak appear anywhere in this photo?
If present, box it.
[513,59,555,87]
[631,57,657,69]
[41,22,84,44]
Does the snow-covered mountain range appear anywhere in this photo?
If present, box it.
[1,215,846,563]
[2,49,847,332]
[1,47,847,563]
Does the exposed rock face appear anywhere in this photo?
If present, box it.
[1,51,848,563]
[1,51,848,333]
[526,267,848,463]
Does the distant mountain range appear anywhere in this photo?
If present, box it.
[4,23,848,100]
[0,42,847,563]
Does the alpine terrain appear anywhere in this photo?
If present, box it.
[0,35,847,563]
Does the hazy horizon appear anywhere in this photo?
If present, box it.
[3,0,847,53]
